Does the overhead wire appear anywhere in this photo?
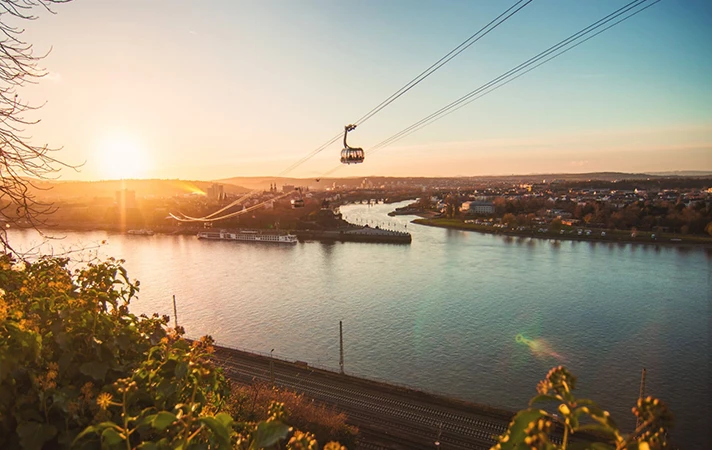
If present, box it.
[371,0,663,153]
[364,0,659,157]
[272,0,533,178]
[171,0,534,222]
[352,0,534,128]
[197,0,661,221]
[169,190,295,223]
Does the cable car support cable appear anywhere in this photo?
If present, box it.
[352,0,534,128]
[370,0,663,153]
[169,190,295,223]
[168,0,534,222]
[366,0,659,155]
[318,0,660,176]
[273,0,534,175]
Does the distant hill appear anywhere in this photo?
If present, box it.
[36,171,709,199]
[28,179,250,200]
[217,172,673,189]
[645,170,712,177]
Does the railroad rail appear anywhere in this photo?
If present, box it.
[212,345,519,449]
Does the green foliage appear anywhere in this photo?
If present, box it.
[0,255,169,448]
[1,255,347,449]
[493,366,673,450]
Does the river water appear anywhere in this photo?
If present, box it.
[7,201,711,447]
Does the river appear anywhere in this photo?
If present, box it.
[7,201,711,447]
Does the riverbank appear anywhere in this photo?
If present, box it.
[412,218,712,248]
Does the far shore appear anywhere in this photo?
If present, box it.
[412,218,712,249]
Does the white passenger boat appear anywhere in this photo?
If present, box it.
[127,229,154,236]
[197,229,298,244]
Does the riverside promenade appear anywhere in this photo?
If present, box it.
[212,344,515,449]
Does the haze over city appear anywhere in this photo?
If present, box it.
[18,0,712,181]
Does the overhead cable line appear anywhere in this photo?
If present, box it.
[372,0,663,153]
[371,0,662,154]
[366,0,659,156]
[170,0,534,222]
[169,190,294,223]
[179,190,256,221]
[276,0,534,176]
[199,0,661,222]
[352,0,534,128]
[278,131,343,177]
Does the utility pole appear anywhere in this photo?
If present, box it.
[339,321,344,374]
[172,295,179,328]
[637,368,646,428]
[270,349,275,386]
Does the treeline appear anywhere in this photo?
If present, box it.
[554,177,712,191]
[494,197,712,235]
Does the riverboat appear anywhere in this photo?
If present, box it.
[127,229,154,236]
[197,230,298,244]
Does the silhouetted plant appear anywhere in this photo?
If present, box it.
[493,366,673,450]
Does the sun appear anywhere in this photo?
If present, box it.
[98,135,150,179]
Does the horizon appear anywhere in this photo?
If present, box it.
[52,169,712,184]
[18,0,712,181]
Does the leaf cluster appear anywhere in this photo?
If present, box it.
[493,366,673,450]
[1,255,169,448]
[1,255,348,449]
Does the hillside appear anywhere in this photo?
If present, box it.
[27,179,250,200]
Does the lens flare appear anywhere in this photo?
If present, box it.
[515,334,565,361]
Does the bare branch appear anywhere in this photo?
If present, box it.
[0,0,76,255]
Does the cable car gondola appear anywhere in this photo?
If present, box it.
[340,124,364,164]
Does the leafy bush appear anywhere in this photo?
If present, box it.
[494,366,673,450]
[0,255,346,449]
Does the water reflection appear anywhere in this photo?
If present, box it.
[5,203,710,449]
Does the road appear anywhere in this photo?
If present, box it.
[212,345,515,450]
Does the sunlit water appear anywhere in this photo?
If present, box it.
[8,201,711,447]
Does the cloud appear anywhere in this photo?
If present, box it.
[569,160,589,167]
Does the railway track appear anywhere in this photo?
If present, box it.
[212,347,514,449]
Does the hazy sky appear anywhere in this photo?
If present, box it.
[16,0,712,180]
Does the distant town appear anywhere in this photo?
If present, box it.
[12,173,712,245]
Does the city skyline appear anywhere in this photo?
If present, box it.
[18,0,712,181]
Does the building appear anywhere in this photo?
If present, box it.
[206,184,224,200]
[282,184,295,193]
[461,201,495,215]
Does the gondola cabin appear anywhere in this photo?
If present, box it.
[291,198,305,208]
[340,123,365,164]
[340,147,364,164]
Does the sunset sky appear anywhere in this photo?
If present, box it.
[17,0,712,181]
